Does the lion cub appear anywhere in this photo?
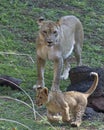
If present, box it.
[36,72,98,127]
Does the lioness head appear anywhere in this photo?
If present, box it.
[37,17,60,47]
[35,87,48,106]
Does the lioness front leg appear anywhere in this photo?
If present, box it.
[37,56,46,88]
[51,58,63,91]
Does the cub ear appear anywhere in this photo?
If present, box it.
[37,16,45,27]
[43,87,48,96]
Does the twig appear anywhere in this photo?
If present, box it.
[0,96,32,110]
[0,51,35,63]
[0,77,36,120]
[0,118,32,130]
[0,96,57,130]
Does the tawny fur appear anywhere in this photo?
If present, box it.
[35,15,84,90]
[36,72,98,127]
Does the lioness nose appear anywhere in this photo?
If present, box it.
[48,41,53,44]
[47,39,53,44]
[47,40,52,44]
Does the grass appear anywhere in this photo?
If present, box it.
[0,0,104,129]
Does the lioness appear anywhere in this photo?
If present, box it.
[36,72,98,127]
[36,15,84,90]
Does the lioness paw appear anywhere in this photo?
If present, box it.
[61,72,69,80]
[33,85,38,89]
[61,68,70,80]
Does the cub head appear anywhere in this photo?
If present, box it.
[35,87,48,106]
[37,17,60,47]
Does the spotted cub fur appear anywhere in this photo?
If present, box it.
[36,72,98,127]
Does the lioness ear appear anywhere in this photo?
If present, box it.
[56,19,61,26]
[33,85,43,91]
[43,87,48,96]
[37,16,45,27]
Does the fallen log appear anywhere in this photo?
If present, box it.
[0,75,22,91]
[67,66,104,112]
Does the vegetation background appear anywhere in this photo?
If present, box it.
[0,0,104,130]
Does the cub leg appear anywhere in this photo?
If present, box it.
[36,56,46,87]
[61,58,70,80]
[71,105,85,127]
[61,103,70,122]
[47,110,61,122]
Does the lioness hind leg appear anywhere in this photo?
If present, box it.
[74,24,84,66]
[61,58,70,80]
[74,44,82,66]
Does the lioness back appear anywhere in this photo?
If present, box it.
[59,15,83,59]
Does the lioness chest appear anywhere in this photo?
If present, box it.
[37,45,62,60]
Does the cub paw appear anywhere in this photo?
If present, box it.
[71,121,81,127]
[62,117,71,123]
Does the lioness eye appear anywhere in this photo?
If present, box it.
[53,30,57,34]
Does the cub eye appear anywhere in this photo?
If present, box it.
[39,96,42,99]
[43,31,47,34]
